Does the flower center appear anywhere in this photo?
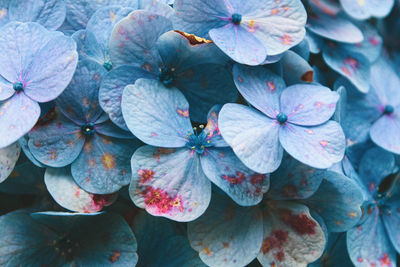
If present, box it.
[103,61,113,71]
[231,13,242,25]
[13,81,24,92]
[185,126,212,154]
[276,112,288,124]
[384,104,394,115]
[81,123,95,136]
[159,67,176,87]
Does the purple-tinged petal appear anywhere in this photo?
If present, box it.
[201,147,269,206]
[9,0,66,30]
[347,205,396,267]
[22,34,78,103]
[202,105,227,147]
[0,93,40,148]
[268,155,324,200]
[258,201,325,266]
[0,21,54,82]
[99,65,156,131]
[219,103,283,173]
[45,167,118,213]
[122,79,193,147]
[27,110,84,167]
[209,24,267,65]
[86,6,134,49]
[109,10,172,69]
[233,64,285,119]
[188,193,263,267]
[370,114,400,154]
[241,0,307,57]
[0,142,20,183]
[129,145,211,222]
[57,59,106,124]
[307,10,363,43]
[279,121,345,169]
[72,134,141,194]
[0,75,14,101]
[173,0,230,37]
[322,42,371,94]
[280,84,339,126]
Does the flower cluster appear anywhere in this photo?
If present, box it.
[0,0,399,266]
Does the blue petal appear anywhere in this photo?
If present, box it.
[72,134,141,194]
[302,170,364,232]
[219,103,282,173]
[99,65,156,130]
[268,155,324,200]
[188,193,263,267]
[347,205,397,267]
[258,201,326,266]
[45,167,118,213]
[122,78,193,147]
[129,145,211,222]
[201,147,269,206]
[9,0,66,30]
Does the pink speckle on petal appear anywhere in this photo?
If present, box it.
[280,34,293,45]
[320,141,328,148]
[177,108,189,118]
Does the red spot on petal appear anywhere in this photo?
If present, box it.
[281,184,298,198]
[341,66,351,76]
[109,251,120,263]
[280,34,293,45]
[143,187,184,214]
[266,81,276,92]
[380,253,391,266]
[262,230,288,262]
[222,171,246,186]
[177,108,189,117]
[152,148,176,162]
[138,169,155,184]
[320,140,328,148]
[357,257,363,263]
[101,153,116,170]
[279,209,317,235]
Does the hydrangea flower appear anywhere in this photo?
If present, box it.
[26,59,141,194]
[0,21,78,148]
[100,10,236,128]
[308,22,382,93]
[219,65,345,173]
[122,78,269,221]
[0,0,66,30]
[342,59,400,154]
[65,0,173,30]
[187,156,363,266]
[132,211,204,266]
[174,0,307,65]
[339,0,394,20]
[45,167,118,213]
[0,142,20,183]
[346,147,400,266]
[0,211,138,266]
